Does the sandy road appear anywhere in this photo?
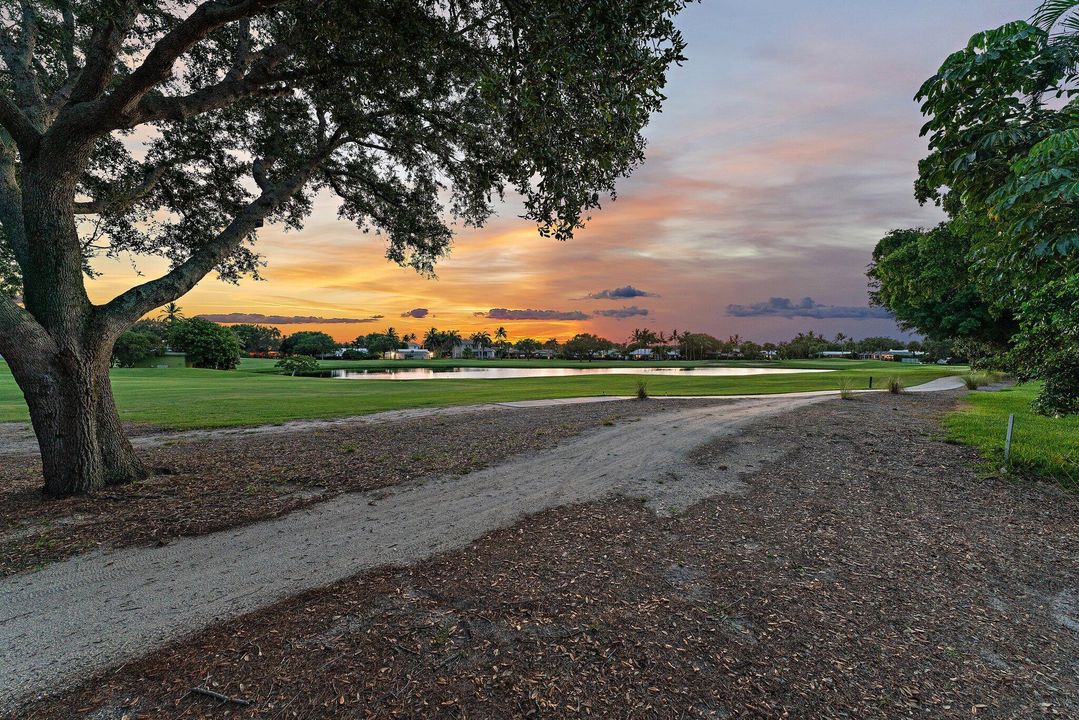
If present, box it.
[0,393,832,710]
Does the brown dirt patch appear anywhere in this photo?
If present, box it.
[14,392,1079,719]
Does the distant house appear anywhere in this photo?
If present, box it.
[816,351,852,359]
[452,341,496,359]
[388,343,432,360]
[629,348,654,360]
[333,347,368,358]
[860,349,925,362]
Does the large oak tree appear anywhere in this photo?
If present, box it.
[0,0,689,496]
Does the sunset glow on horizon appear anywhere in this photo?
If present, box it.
[85,0,1027,344]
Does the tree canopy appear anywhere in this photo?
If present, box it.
[871,0,1079,414]
[0,0,691,495]
[868,225,1015,347]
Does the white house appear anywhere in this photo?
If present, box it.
[388,342,432,360]
[629,348,654,360]
[452,341,496,359]
[333,347,369,358]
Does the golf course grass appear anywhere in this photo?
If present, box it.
[0,358,961,429]
[945,384,1079,488]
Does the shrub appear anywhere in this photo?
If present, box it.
[838,376,856,400]
[962,373,986,390]
[168,318,241,370]
[636,380,648,400]
[276,355,320,376]
[886,377,904,394]
[112,329,165,368]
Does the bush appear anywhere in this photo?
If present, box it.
[1012,275,1079,417]
[168,318,241,370]
[276,355,320,376]
[886,377,904,394]
[280,330,337,357]
[838,376,856,400]
[112,329,165,367]
[962,373,988,390]
[636,380,648,400]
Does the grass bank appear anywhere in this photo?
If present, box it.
[0,359,960,430]
[945,384,1079,488]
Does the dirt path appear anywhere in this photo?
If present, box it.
[0,394,825,711]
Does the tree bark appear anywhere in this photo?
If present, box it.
[6,143,148,497]
[8,346,147,497]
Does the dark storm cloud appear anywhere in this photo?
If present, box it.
[401,308,429,318]
[198,312,381,324]
[587,285,660,300]
[593,306,650,319]
[726,297,892,320]
[482,308,590,321]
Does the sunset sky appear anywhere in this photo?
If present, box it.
[86,0,1027,344]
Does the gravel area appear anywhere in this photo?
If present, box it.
[13,390,1079,719]
[0,399,725,576]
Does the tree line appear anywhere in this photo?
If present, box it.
[113,310,927,368]
[869,0,1079,416]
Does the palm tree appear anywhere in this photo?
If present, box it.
[494,326,508,357]
[423,327,441,351]
[470,330,492,357]
[443,329,462,357]
[158,302,184,325]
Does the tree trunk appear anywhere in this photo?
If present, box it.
[7,335,147,498]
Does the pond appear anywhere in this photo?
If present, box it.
[328,366,833,381]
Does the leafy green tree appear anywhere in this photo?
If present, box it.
[912,2,1079,412]
[275,354,320,376]
[231,323,282,354]
[854,337,906,354]
[281,331,336,357]
[515,338,541,358]
[777,331,829,360]
[130,318,169,343]
[168,318,241,370]
[1012,275,1079,415]
[0,1,689,496]
[679,332,721,360]
[869,225,1015,347]
[563,333,611,360]
[111,330,165,368]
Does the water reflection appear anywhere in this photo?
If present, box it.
[329,366,832,381]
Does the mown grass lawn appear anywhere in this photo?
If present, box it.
[0,359,961,429]
[945,384,1079,488]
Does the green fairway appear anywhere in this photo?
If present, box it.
[945,384,1079,488]
[0,359,962,430]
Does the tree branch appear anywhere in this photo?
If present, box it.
[68,5,138,104]
[0,2,43,112]
[96,133,343,331]
[0,94,41,151]
[99,0,290,120]
[73,162,172,215]
[131,78,294,125]
[0,147,28,268]
[0,292,55,363]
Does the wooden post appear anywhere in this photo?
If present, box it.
[868,376,873,389]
